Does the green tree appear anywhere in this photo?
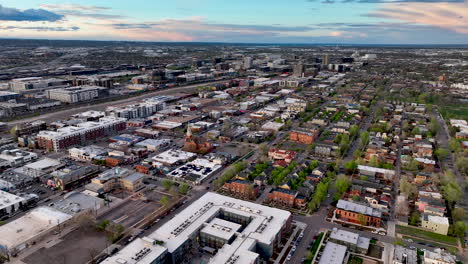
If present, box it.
[400,176,417,198]
[353,149,362,159]
[434,148,449,161]
[349,125,359,139]
[456,157,468,176]
[409,211,421,226]
[449,138,461,153]
[360,132,370,148]
[450,221,466,238]
[334,134,343,144]
[162,179,173,191]
[179,183,190,195]
[96,219,110,231]
[344,160,358,174]
[335,175,351,194]
[452,208,465,222]
[442,180,463,204]
[160,195,170,207]
[429,118,440,135]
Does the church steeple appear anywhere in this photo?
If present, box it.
[186,125,192,138]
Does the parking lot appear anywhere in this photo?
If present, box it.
[22,226,108,264]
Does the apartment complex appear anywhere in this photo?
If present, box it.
[37,117,126,152]
[335,200,383,228]
[47,85,107,103]
[103,192,291,264]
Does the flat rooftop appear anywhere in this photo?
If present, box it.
[0,190,25,210]
[149,192,291,263]
[201,218,242,241]
[0,207,72,249]
[152,149,196,165]
[318,242,347,264]
[101,237,167,264]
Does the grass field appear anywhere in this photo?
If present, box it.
[396,225,458,246]
[440,104,468,121]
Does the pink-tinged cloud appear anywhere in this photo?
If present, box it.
[370,2,468,34]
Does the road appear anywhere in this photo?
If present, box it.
[6,80,229,126]
[435,108,468,222]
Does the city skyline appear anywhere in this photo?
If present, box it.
[0,0,468,44]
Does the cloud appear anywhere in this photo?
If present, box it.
[109,20,315,33]
[40,3,124,19]
[39,4,110,11]
[367,2,468,34]
[0,5,63,22]
[0,26,79,31]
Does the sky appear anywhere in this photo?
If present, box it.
[0,0,467,44]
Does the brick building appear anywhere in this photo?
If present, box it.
[37,117,126,152]
[222,178,259,199]
[183,129,213,154]
[335,200,383,228]
[289,128,319,144]
[266,188,306,209]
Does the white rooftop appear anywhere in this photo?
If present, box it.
[0,190,25,210]
[101,237,167,264]
[149,192,291,263]
[330,228,370,251]
[318,242,347,264]
[201,218,242,241]
[152,149,196,165]
[427,215,449,225]
[0,207,72,250]
[358,165,395,175]
[24,158,61,171]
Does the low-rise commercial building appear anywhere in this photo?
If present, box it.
[0,207,72,257]
[0,149,38,168]
[168,158,222,185]
[69,145,108,162]
[85,168,144,194]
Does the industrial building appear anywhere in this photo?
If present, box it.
[103,192,292,264]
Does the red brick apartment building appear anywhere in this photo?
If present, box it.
[222,178,259,199]
[267,188,306,209]
[37,117,126,152]
[335,200,382,228]
[289,128,319,144]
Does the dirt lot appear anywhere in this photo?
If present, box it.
[22,227,108,264]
